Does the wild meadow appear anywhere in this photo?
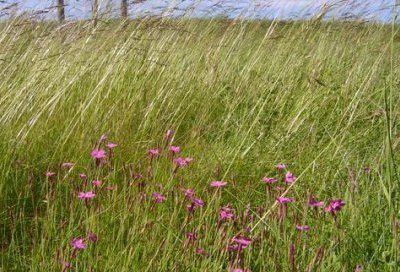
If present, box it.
[0,15,399,271]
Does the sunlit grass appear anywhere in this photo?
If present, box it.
[0,16,399,271]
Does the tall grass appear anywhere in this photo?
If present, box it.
[0,15,399,271]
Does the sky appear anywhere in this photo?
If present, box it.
[0,0,397,22]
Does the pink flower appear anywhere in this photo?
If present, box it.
[186,232,197,242]
[195,247,209,255]
[191,197,204,207]
[324,198,345,213]
[71,238,86,249]
[262,177,277,183]
[219,206,235,221]
[62,261,72,269]
[45,171,56,177]
[92,180,102,186]
[276,163,286,170]
[182,188,195,199]
[308,195,324,207]
[296,224,310,231]
[61,162,74,168]
[187,197,204,213]
[276,196,295,204]
[78,191,96,199]
[285,172,297,183]
[147,148,160,157]
[87,231,98,242]
[91,149,106,159]
[169,145,181,153]
[174,157,193,167]
[78,173,87,180]
[105,142,118,149]
[231,236,252,250]
[210,180,228,187]
[153,192,167,203]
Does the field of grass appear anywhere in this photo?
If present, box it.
[0,16,399,271]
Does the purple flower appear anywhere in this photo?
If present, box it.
[61,162,74,168]
[308,195,324,207]
[324,198,345,213]
[92,180,102,186]
[169,145,181,153]
[182,188,195,199]
[91,149,106,159]
[106,142,118,149]
[186,232,197,242]
[62,261,72,269]
[231,236,252,249]
[195,247,209,255]
[276,196,295,204]
[78,173,87,180]
[262,177,277,183]
[71,238,86,249]
[153,192,167,203]
[174,157,193,167]
[191,197,204,207]
[285,172,297,183]
[276,163,286,170]
[296,224,310,231]
[87,231,98,242]
[147,148,160,157]
[45,171,56,177]
[78,191,96,199]
[210,180,228,187]
[219,206,235,221]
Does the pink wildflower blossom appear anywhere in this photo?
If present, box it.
[219,206,235,221]
[169,145,181,153]
[285,171,297,183]
[195,247,209,255]
[262,177,277,183]
[147,148,160,157]
[296,225,310,231]
[45,171,56,177]
[210,180,228,187]
[276,196,295,204]
[308,195,324,207]
[276,163,286,170]
[78,191,96,199]
[78,173,87,180]
[153,192,167,203]
[61,162,74,168]
[105,142,118,149]
[71,238,86,249]
[182,188,195,199]
[87,231,98,242]
[92,180,102,186]
[91,149,106,159]
[324,198,345,213]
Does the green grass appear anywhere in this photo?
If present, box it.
[0,17,399,271]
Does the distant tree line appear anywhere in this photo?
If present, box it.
[56,0,130,23]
